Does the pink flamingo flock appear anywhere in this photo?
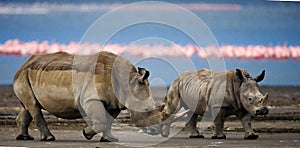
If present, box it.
[0,39,299,60]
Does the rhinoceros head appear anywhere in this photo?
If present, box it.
[235,69,269,116]
[112,64,188,130]
[127,68,189,127]
[125,67,161,126]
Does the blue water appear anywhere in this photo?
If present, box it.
[0,1,300,85]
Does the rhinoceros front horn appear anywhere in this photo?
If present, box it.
[162,109,190,124]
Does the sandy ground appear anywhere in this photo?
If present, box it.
[0,85,300,147]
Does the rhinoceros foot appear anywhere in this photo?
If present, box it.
[211,135,226,139]
[189,132,204,138]
[83,128,97,140]
[244,133,259,140]
[40,135,55,141]
[16,134,34,140]
[100,136,119,142]
[190,135,204,138]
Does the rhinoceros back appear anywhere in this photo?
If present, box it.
[178,69,212,114]
[167,69,229,115]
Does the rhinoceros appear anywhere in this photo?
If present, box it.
[13,51,187,142]
[159,68,269,139]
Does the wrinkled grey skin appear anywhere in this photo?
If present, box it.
[159,68,269,140]
[13,51,171,142]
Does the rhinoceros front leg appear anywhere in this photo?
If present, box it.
[102,109,120,142]
[16,107,34,140]
[238,113,259,140]
[82,100,118,142]
[211,107,226,139]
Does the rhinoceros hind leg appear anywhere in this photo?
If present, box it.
[30,107,55,141]
[16,134,34,140]
[14,81,55,141]
[16,108,34,140]
[186,112,204,138]
[100,136,119,142]
[244,133,259,140]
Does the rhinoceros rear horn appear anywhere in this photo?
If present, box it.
[138,67,150,81]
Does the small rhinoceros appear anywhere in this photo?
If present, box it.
[13,51,187,142]
[159,68,269,140]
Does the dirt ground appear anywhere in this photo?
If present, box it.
[0,126,299,147]
[0,85,300,147]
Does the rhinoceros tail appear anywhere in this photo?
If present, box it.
[163,78,181,116]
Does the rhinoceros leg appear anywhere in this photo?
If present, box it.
[29,105,55,141]
[238,113,259,140]
[16,107,34,140]
[82,100,118,142]
[14,81,55,141]
[101,109,120,142]
[186,112,204,138]
[211,108,226,139]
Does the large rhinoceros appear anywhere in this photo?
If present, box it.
[160,68,269,140]
[13,51,187,142]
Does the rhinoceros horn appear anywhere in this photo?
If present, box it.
[139,109,190,136]
[262,92,269,106]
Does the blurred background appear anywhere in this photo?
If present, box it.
[0,0,299,86]
[0,2,299,147]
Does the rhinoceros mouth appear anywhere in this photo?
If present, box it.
[255,107,269,115]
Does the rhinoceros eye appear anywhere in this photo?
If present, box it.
[248,97,253,102]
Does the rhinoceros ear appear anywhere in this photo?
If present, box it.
[254,70,265,82]
[236,68,246,82]
[138,67,150,81]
